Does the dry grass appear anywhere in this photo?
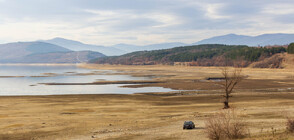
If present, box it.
[205,109,247,140]
[79,64,294,89]
[0,64,293,139]
[0,92,293,139]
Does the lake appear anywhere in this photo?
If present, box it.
[0,65,175,95]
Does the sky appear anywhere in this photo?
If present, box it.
[0,0,294,46]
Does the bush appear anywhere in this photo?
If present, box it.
[205,109,247,140]
[288,43,294,54]
[286,118,294,133]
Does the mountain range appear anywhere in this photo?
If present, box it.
[43,38,187,55]
[43,38,127,56]
[110,42,187,53]
[0,33,293,63]
[42,33,294,56]
[194,33,294,46]
[0,42,105,63]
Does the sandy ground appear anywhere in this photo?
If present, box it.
[0,93,293,140]
[0,64,293,140]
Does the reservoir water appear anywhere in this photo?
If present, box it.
[0,65,175,95]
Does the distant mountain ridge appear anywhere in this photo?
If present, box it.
[43,38,187,55]
[43,38,126,56]
[194,33,294,46]
[0,42,71,60]
[43,33,294,56]
[0,41,105,63]
[110,42,187,53]
[13,51,105,63]
[0,33,293,63]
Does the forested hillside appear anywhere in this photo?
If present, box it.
[90,44,287,67]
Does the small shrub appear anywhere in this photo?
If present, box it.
[286,118,294,133]
[288,43,294,54]
[205,109,247,140]
[205,115,224,140]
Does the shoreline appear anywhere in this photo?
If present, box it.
[0,63,80,66]
[0,63,293,96]
[0,64,293,139]
[0,89,292,97]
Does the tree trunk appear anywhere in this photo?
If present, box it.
[223,94,230,109]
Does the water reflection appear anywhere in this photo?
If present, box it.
[0,65,175,95]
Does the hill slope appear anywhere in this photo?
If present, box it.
[90,44,287,67]
[281,53,294,69]
[11,51,105,63]
[0,42,71,60]
[194,33,294,46]
[43,38,126,56]
[0,42,105,63]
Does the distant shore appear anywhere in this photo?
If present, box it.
[0,63,80,66]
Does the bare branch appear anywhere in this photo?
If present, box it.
[219,67,243,109]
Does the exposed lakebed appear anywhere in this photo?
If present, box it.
[0,64,175,95]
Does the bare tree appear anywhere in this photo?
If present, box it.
[220,67,243,109]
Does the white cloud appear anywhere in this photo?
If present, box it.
[263,4,294,15]
[0,0,293,45]
[149,13,182,28]
[85,9,181,28]
[204,3,231,19]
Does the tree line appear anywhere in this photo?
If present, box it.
[90,44,291,66]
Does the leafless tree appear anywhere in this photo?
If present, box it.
[219,67,243,109]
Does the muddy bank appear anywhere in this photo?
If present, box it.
[40,80,164,85]
[0,76,25,78]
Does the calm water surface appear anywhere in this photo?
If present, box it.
[0,65,175,95]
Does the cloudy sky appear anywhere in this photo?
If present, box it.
[0,0,293,45]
